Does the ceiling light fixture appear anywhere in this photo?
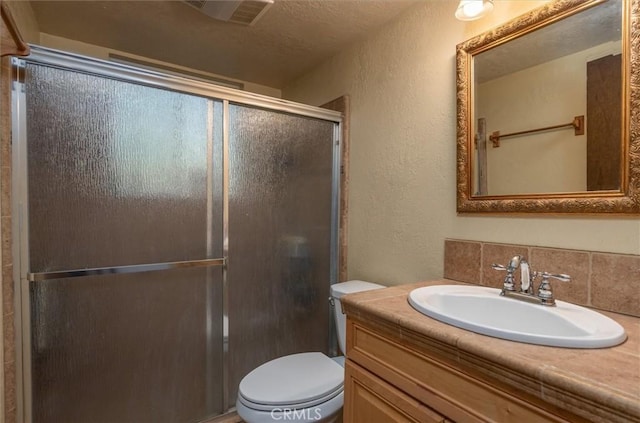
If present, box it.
[455,0,494,21]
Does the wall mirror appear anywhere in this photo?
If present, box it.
[456,0,639,213]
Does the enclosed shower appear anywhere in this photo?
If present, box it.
[11,47,341,423]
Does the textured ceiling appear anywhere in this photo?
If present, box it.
[30,0,423,88]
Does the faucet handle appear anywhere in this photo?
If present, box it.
[543,273,571,283]
[537,272,571,306]
[492,263,516,291]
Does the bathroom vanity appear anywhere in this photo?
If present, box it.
[341,280,640,423]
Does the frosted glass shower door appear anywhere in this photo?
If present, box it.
[21,63,225,423]
[16,48,342,422]
[227,104,337,406]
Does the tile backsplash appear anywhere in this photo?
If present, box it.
[444,239,640,317]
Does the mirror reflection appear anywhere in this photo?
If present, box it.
[472,0,622,196]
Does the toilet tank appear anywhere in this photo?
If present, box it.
[330,280,385,354]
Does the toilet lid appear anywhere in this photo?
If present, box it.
[239,352,343,407]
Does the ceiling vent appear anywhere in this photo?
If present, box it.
[184,0,274,26]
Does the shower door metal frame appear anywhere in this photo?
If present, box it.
[11,46,342,423]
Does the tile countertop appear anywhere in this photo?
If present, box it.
[340,279,640,423]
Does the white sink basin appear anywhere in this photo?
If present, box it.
[408,285,627,348]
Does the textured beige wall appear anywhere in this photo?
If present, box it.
[282,1,640,286]
[39,33,282,98]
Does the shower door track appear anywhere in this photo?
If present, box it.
[27,258,226,282]
[21,46,342,123]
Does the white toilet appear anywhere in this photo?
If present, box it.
[236,280,385,423]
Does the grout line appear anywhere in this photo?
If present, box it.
[587,252,593,306]
[479,242,484,286]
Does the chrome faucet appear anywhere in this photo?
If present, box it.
[491,255,571,306]
[509,255,533,294]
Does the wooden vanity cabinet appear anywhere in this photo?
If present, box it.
[344,316,586,423]
[345,360,449,422]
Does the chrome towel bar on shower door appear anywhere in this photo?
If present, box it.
[27,258,226,282]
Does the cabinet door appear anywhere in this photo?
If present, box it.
[344,360,446,423]
[347,319,581,423]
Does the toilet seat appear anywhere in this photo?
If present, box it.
[238,352,344,411]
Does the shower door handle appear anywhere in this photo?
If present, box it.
[28,257,226,282]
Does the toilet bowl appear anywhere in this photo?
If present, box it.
[236,280,385,423]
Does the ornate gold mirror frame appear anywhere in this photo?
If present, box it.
[456,0,639,214]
